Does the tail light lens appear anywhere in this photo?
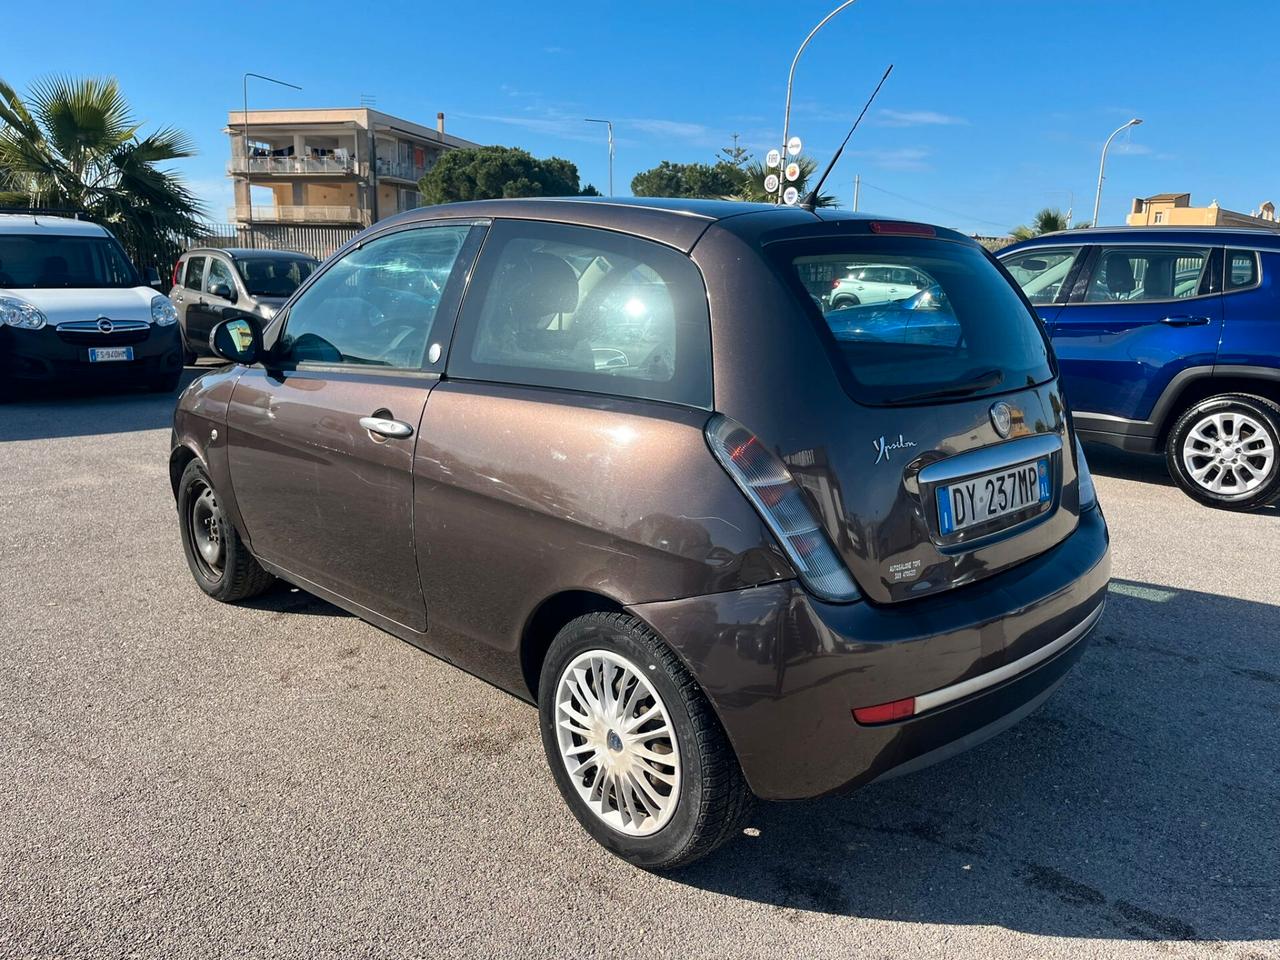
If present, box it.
[705,415,860,603]
[171,259,182,288]
[1074,434,1097,510]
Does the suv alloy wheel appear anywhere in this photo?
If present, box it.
[1166,393,1280,510]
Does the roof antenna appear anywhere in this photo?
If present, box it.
[802,64,893,212]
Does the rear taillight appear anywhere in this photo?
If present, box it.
[171,259,182,288]
[705,414,860,603]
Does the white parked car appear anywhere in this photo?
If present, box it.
[0,214,181,398]
[829,263,930,308]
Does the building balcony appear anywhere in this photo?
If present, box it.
[229,204,364,225]
[375,159,429,182]
[229,156,365,177]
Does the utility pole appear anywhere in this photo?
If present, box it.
[584,118,614,197]
[1092,118,1143,227]
[853,173,861,212]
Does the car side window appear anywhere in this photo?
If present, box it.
[276,224,471,370]
[183,256,206,290]
[205,258,236,296]
[1227,250,1260,290]
[1002,247,1082,305]
[1084,247,1211,303]
[448,220,712,408]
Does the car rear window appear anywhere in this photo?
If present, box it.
[782,236,1054,406]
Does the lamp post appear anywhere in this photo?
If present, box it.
[584,118,614,196]
[778,0,860,203]
[1091,117,1142,227]
[242,73,303,226]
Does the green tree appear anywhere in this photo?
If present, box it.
[630,160,746,199]
[418,145,596,204]
[0,75,204,272]
[735,156,838,208]
[1011,207,1072,241]
[716,134,752,171]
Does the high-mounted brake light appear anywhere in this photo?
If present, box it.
[869,221,937,237]
[852,697,916,725]
[705,415,860,603]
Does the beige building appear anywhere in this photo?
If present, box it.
[226,107,481,227]
[1127,192,1279,229]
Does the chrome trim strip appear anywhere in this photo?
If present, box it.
[917,433,1063,486]
[56,320,150,333]
[913,600,1104,715]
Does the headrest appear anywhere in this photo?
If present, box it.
[1104,253,1135,295]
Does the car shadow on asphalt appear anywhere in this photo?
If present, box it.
[1085,443,1279,515]
[239,583,353,618]
[670,579,1280,945]
[0,366,215,442]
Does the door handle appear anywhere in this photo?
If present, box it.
[1159,315,1211,326]
[359,415,414,439]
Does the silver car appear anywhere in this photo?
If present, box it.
[169,247,317,361]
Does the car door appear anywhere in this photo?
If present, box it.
[225,220,486,631]
[1050,244,1224,421]
[999,244,1087,328]
[174,254,206,346]
[188,255,240,350]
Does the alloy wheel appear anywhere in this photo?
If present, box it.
[553,649,681,836]
[1181,410,1277,496]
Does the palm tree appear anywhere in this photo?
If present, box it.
[735,155,838,208]
[1011,207,1071,241]
[0,75,203,272]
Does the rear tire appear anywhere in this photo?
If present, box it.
[1166,393,1280,510]
[830,294,860,309]
[177,460,275,601]
[538,612,753,870]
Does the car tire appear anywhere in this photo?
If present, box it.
[1166,393,1280,510]
[177,459,275,601]
[831,294,860,308]
[538,612,753,870]
[149,371,183,393]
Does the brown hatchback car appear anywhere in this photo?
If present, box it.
[170,198,1111,868]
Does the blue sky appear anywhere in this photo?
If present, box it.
[4,0,1278,235]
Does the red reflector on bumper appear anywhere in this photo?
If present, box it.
[852,697,916,725]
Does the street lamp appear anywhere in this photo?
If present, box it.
[242,72,303,226]
[778,0,860,203]
[1091,117,1142,227]
[584,118,614,197]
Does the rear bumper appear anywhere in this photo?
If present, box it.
[630,506,1111,800]
[0,325,183,384]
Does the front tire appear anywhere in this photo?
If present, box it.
[177,459,275,601]
[1166,393,1280,510]
[538,612,753,870]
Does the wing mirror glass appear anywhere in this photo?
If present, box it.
[209,316,262,365]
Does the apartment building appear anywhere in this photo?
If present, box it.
[226,107,481,227]
[1127,192,1279,230]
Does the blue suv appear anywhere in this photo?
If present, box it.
[1000,227,1280,510]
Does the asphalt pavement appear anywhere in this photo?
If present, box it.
[1,371,1277,959]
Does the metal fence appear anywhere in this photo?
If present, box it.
[191,221,361,261]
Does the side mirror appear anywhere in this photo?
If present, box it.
[145,266,164,289]
[209,316,263,365]
[209,280,237,302]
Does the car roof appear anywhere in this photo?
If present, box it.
[0,213,110,237]
[1001,225,1280,256]
[184,247,317,260]
[374,197,974,254]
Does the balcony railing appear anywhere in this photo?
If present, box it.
[375,159,429,182]
[229,205,364,224]
[229,156,364,177]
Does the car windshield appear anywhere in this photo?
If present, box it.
[782,236,1054,405]
[0,234,139,289]
[234,256,316,297]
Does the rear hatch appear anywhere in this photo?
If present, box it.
[766,227,1083,604]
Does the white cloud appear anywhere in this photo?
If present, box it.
[876,109,968,128]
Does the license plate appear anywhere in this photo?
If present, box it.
[936,457,1051,535]
[88,347,133,362]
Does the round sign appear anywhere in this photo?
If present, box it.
[787,136,802,157]
[785,162,801,182]
[764,173,780,193]
[765,148,781,169]
[783,186,800,205]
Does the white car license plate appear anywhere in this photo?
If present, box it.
[936,457,1051,535]
[88,347,134,362]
